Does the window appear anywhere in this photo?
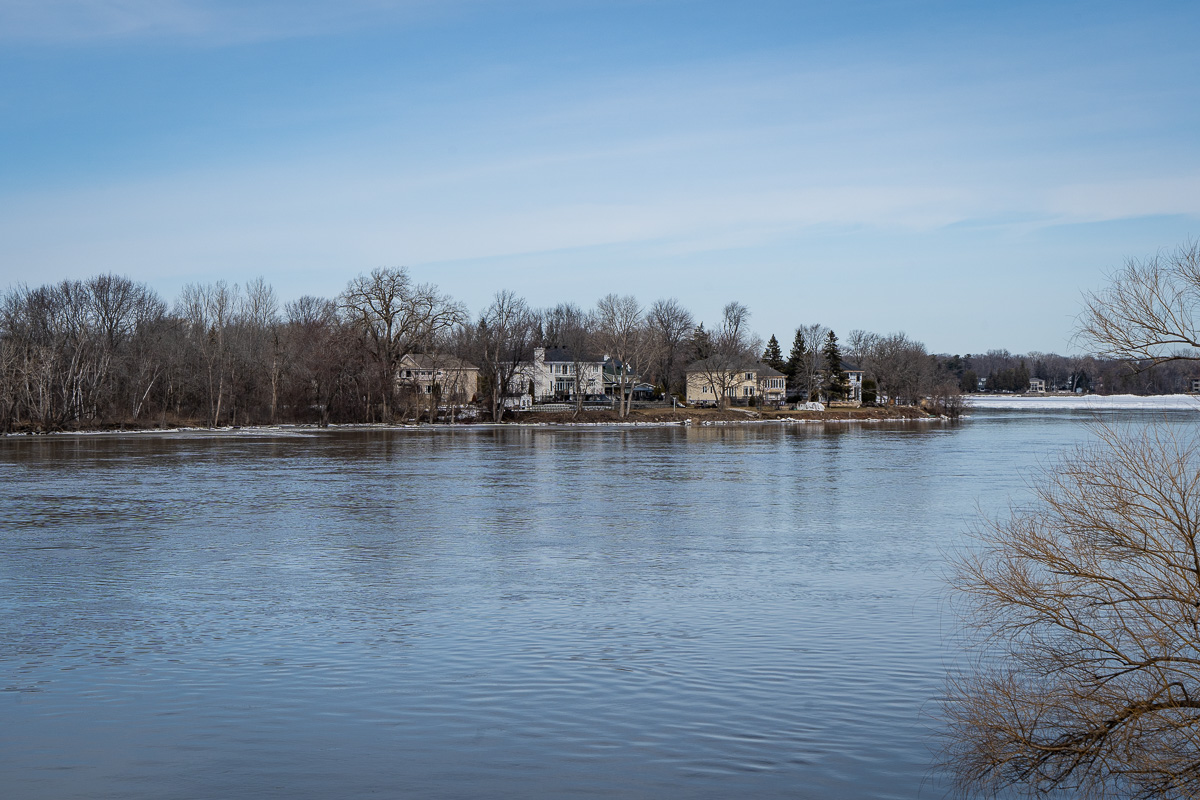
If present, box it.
[745,372,753,380]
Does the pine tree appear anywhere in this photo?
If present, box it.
[785,329,805,383]
[822,330,846,400]
[762,335,784,370]
[689,323,712,361]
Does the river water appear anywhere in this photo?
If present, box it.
[1,409,1194,799]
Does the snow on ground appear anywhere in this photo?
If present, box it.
[966,394,1200,410]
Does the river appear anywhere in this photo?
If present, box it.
[2,408,1193,799]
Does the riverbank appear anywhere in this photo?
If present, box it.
[2,404,937,436]
[510,405,933,425]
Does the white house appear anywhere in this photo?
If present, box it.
[842,363,865,404]
[532,347,605,401]
[506,347,635,407]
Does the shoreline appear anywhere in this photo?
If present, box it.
[2,407,945,438]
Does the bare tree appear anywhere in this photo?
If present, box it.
[947,241,1200,797]
[477,291,536,423]
[1080,240,1200,368]
[242,277,282,423]
[0,330,16,432]
[177,281,239,426]
[285,296,352,427]
[865,331,928,405]
[691,302,760,408]
[845,329,879,371]
[543,302,596,417]
[646,298,695,397]
[947,422,1200,799]
[339,267,465,421]
[594,293,645,418]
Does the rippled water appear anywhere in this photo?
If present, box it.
[2,411,1193,799]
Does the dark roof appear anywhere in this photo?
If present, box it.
[541,347,603,363]
[403,354,478,370]
[685,358,784,376]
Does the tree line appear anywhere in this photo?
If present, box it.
[933,348,1197,396]
[3,266,1185,432]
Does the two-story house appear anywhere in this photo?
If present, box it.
[397,354,479,404]
[685,359,787,406]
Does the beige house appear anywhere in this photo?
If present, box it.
[685,360,786,406]
[398,354,479,404]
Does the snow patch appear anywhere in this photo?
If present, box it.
[966,394,1200,411]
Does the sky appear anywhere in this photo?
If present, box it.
[1,0,1198,355]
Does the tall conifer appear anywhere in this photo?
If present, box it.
[823,330,846,400]
[689,323,712,361]
[785,329,805,383]
[762,335,784,370]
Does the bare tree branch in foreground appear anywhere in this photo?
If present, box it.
[946,421,1200,799]
[1080,240,1200,369]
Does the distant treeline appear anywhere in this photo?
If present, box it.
[935,350,1196,396]
[0,269,1186,432]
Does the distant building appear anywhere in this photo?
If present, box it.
[531,347,606,401]
[509,347,641,405]
[398,354,479,403]
[1029,378,1046,393]
[841,362,865,404]
[1191,378,1200,394]
[685,360,786,406]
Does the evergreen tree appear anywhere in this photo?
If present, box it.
[785,329,805,382]
[822,330,846,400]
[862,378,878,405]
[689,323,712,361]
[762,334,784,370]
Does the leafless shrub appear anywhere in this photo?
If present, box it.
[946,421,1200,799]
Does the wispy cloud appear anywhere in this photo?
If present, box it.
[0,0,454,45]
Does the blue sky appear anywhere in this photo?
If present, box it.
[2,0,1198,354]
